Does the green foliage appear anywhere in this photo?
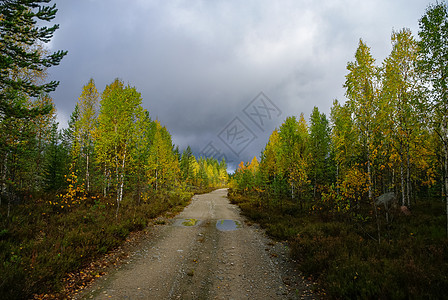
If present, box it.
[0,95,61,207]
[0,0,68,208]
[229,4,448,298]
[187,156,228,189]
[0,192,192,299]
[230,190,448,299]
[95,79,146,209]
[180,146,194,183]
[309,106,332,197]
[0,1,231,297]
[418,1,448,236]
[146,120,179,191]
[231,3,448,230]
[5,2,448,299]
[43,123,68,191]
[0,72,229,298]
[0,0,67,115]
[71,78,99,192]
[232,114,312,208]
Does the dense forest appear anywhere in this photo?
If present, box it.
[1,76,228,213]
[230,2,448,299]
[0,1,227,298]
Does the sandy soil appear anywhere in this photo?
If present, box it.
[77,189,316,299]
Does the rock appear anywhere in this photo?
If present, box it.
[400,205,411,216]
[376,192,395,207]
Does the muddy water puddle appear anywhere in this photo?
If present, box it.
[173,218,242,231]
[173,218,201,227]
[216,219,242,231]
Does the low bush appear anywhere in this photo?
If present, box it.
[0,189,193,299]
[229,190,448,299]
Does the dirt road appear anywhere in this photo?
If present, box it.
[78,189,315,299]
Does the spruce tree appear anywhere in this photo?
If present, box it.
[0,0,67,117]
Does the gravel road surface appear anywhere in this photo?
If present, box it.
[78,189,316,299]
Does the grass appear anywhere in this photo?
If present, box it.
[228,190,448,299]
[0,189,193,300]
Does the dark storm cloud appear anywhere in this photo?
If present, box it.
[46,0,431,170]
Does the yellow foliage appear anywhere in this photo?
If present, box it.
[52,164,86,209]
[247,156,259,174]
[340,166,368,203]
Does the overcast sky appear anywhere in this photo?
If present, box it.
[46,0,432,171]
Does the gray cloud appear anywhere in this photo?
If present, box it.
[47,0,431,170]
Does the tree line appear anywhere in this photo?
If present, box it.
[1,76,229,214]
[0,1,228,217]
[231,2,448,237]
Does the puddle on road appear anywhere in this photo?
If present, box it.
[173,218,201,227]
[216,219,242,231]
[173,218,242,230]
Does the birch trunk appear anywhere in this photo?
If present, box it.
[336,163,339,196]
[443,120,448,237]
[86,152,90,192]
[155,169,158,192]
[367,135,380,244]
[291,181,294,200]
[103,166,107,197]
[406,146,411,207]
[400,152,406,207]
[116,150,126,218]
[445,144,448,237]
[1,153,7,206]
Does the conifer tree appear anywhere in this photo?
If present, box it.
[309,106,331,198]
[0,0,66,117]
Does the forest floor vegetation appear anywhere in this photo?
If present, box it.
[0,187,215,299]
[228,189,448,299]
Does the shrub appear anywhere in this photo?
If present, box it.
[0,187,194,299]
[229,191,448,299]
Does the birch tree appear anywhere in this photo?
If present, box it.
[330,99,358,192]
[72,79,99,192]
[146,120,179,192]
[278,115,310,202]
[382,28,420,207]
[94,79,144,216]
[418,2,448,236]
[344,39,379,204]
[344,39,381,242]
